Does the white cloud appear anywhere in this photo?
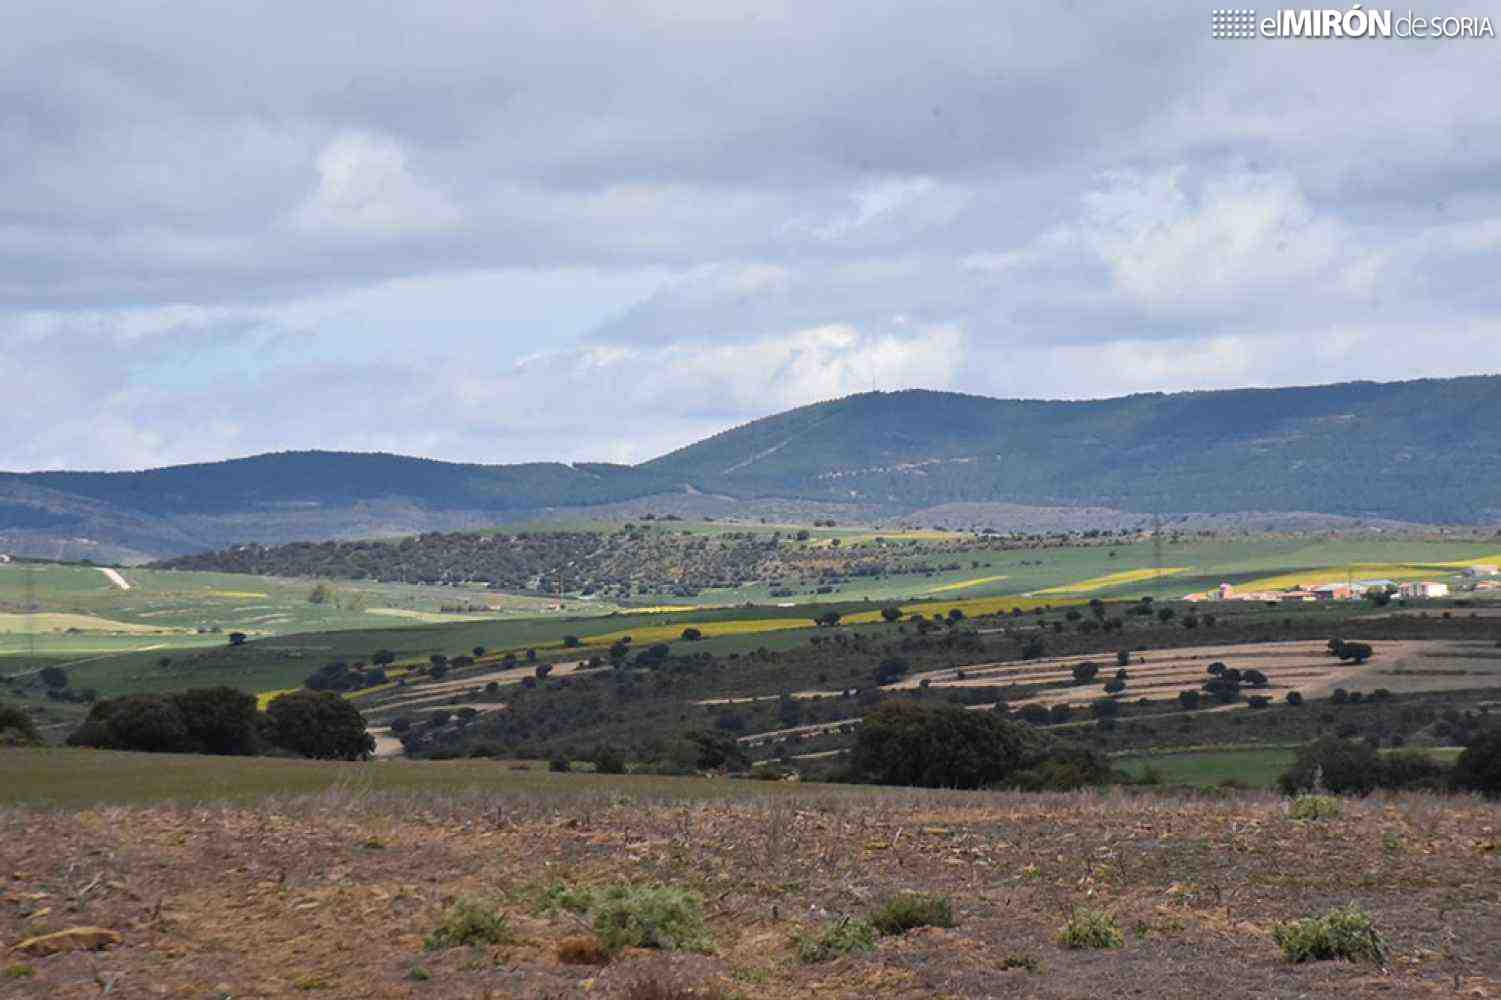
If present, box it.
[292,131,459,236]
[1071,168,1369,308]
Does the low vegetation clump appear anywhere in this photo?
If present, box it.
[544,884,712,953]
[1289,794,1343,821]
[794,917,877,963]
[1272,905,1386,963]
[1058,908,1123,949]
[555,936,611,965]
[868,893,955,935]
[0,704,40,746]
[423,899,513,951]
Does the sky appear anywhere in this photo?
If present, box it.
[2,0,1499,472]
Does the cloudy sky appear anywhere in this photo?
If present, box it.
[3,0,1499,471]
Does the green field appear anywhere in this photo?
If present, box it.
[0,747,864,808]
[1115,747,1299,788]
[1115,745,1467,789]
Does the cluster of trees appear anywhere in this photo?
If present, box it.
[1279,730,1501,798]
[66,688,374,760]
[305,660,388,692]
[843,701,1112,790]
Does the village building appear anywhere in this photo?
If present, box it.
[1399,580,1450,599]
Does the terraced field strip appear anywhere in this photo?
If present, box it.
[357,659,588,713]
[0,611,190,635]
[1031,567,1189,595]
[922,575,1009,594]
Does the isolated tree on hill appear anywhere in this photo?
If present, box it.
[681,627,702,641]
[307,583,333,605]
[1103,678,1126,694]
[1071,662,1100,685]
[848,701,1046,789]
[880,606,902,623]
[371,649,396,667]
[1338,642,1373,664]
[875,656,911,685]
[263,690,374,760]
[228,632,247,646]
[39,666,68,689]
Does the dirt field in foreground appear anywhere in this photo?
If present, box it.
[2,787,1499,998]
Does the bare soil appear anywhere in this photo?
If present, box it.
[3,786,1498,998]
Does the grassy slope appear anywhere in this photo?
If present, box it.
[0,747,866,808]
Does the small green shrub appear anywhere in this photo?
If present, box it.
[535,882,595,915]
[794,917,877,963]
[868,893,955,936]
[3,964,36,980]
[1000,954,1040,972]
[423,899,512,951]
[1058,907,1123,949]
[1289,795,1342,821]
[1272,905,1386,963]
[588,885,713,953]
[408,965,431,981]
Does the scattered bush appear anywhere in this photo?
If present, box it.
[1289,795,1342,821]
[1059,908,1123,949]
[868,893,955,935]
[1272,905,1385,963]
[588,885,713,953]
[794,917,876,963]
[424,899,512,950]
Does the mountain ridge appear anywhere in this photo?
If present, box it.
[3,375,1499,560]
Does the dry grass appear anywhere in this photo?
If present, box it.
[1,783,1497,997]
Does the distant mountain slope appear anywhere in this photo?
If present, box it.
[643,377,1501,521]
[2,375,1498,560]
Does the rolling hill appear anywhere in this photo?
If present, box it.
[3,375,1499,560]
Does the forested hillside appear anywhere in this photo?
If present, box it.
[5,376,1499,561]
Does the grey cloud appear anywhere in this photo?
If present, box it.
[2,0,1499,469]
